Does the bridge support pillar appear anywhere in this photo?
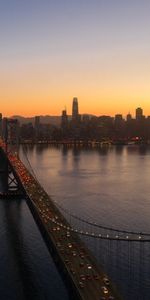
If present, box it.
[0,148,24,197]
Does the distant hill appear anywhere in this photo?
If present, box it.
[11,115,62,126]
[11,114,95,127]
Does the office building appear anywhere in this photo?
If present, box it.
[136,107,143,120]
[72,97,79,121]
[61,109,68,129]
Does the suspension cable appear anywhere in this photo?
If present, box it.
[53,199,150,237]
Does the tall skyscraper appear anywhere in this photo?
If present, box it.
[72,97,79,121]
[136,107,143,120]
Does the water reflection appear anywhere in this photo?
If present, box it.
[98,145,110,156]
[19,144,150,300]
[4,200,35,300]
[114,145,124,155]
[127,145,150,155]
[0,196,70,300]
[20,144,150,232]
[62,146,69,157]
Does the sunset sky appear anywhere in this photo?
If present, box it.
[1,0,150,117]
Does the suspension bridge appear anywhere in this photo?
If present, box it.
[0,127,150,299]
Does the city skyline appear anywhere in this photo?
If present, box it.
[1,1,150,116]
[0,101,149,120]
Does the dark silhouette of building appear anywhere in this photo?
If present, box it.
[61,109,68,128]
[20,123,34,141]
[126,113,132,122]
[35,116,40,140]
[72,97,79,121]
[136,107,143,120]
[6,103,150,144]
[61,109,68,138]
[114,114,125,138]
[115,114,123,122]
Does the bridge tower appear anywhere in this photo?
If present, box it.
[0,118,23,196]
[2,118,20,154]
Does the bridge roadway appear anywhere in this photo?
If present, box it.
[0,142,122,300]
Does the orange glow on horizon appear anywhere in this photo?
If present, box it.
[1,61,150,118]
[1,96,150,118]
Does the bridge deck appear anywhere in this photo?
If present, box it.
[0,141,122,300]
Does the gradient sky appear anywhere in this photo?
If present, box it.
[1,0,150,117]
